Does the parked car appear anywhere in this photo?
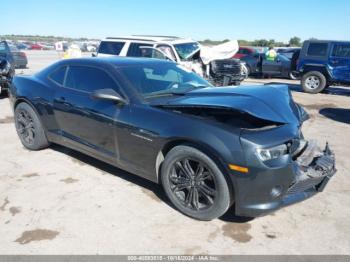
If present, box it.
[16,43,29,50]
[0,58,14,96]
[233,47,258,59]
[30,44,43,50]
[9,45,28,68]
[241,53,298,79]
[96,36,246,86]
[10,57,336,220]
[0,41,25,72]
[0,41,14,64]
[297,40,350,93]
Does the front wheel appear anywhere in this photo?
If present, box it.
[301,71,327,93]
[289,71,299,80]
[161,146,232,220]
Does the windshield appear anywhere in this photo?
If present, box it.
[174,42,200,60]
[118,63,210,98]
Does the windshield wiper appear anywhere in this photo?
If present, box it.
[144,85,209,98]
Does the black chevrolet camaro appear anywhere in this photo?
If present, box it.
[9,57,336,220]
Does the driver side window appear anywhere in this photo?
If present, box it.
[156,44,176,61]
[65,66,119,93]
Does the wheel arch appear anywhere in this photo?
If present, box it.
[156,139,235,203]
[301,65,331,80]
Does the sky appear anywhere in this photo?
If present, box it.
[2,0,349,42]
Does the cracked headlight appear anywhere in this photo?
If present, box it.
[256,144,288,161]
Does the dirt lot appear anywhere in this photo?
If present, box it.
[0,50,349,254]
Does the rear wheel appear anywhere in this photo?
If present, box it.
[301,71,327,93]
[14,102,50,150]
[161,146,232,220]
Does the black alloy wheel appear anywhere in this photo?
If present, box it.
[14,102,50,150]
[16,109,36,146]
[169,158,216,211]
[161,146,231,220]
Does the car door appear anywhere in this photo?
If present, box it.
[330,43,350,82]
[53,65,126,162]
[262,54,284,76]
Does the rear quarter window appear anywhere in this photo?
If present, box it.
[332,44,350,58]
[48,66,67,85]
[307,43,328,56]
[98,41,125,55]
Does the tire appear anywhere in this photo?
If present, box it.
[289,71,299,80]
[161,145,232,220]
[242,64,250,78]
[14,102,50,150]
[301,71,327,94]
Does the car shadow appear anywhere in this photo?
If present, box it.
[50,144,256,223]
[50,144,170,204]
[263,82,350,97]
[319,108,350,124]
[219,205,254,223]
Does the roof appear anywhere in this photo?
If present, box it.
[104,35,196,44]
[58,56,173,67]
[304,39,350,44]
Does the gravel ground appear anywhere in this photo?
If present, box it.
[0,50,349,254]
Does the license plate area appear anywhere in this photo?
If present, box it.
[287,140,336,195]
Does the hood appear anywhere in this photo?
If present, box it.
[151,85,303,125]
[200,40,239,65]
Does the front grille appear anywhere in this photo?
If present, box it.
[286,175,326,195]
[210,59,242,75]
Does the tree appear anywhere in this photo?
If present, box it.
[289,37,301,47]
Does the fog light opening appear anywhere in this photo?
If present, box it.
[271,186,283,198]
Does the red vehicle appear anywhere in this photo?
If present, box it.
[30,44,43,50]
[233,47,257,59]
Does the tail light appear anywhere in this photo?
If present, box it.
[19,52,27,58]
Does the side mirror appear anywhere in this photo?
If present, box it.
[92,53,97,57]
[91,88,127,104]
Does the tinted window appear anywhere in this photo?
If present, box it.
[127,43,153,57]
[98,41,125,55]
[49,66,67,85]
[332,44,350,58]
[65,66,118,93]
[307,43,328,56]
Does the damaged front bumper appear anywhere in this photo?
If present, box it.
[234,140,336,217]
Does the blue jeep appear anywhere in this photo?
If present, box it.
[297,40,350,93]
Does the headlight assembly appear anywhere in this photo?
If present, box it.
[256,144,288,161]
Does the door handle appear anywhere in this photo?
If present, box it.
[55,97,70,106]
[56,97,66,103]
